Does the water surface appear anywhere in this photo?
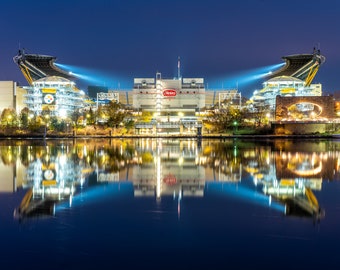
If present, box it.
[0,138,339,269]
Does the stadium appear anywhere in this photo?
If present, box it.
[247,48,326,110]
[12,50,84,117]
[9,48,331,135]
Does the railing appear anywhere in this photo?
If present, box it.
[135,121,203,129]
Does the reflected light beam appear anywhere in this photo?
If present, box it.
[55,182,133,212]
[207,182,286,213]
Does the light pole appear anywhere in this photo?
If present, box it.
[233,121,238,134]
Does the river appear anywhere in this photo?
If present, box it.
[0,138,339,269]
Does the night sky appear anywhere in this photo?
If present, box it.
[1,0,339,98]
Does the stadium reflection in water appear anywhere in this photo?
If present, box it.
[1,138,340,268]
[1,138,337,220]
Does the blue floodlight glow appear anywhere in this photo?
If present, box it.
[55,182,133,212]
[207,182,286,213]
[209,62,285,89]
[55,63,131,89]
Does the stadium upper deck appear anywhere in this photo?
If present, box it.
[13,49,75,85]
[265,48,325,86]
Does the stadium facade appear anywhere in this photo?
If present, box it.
[24,76,84,117]
[248,76,322,110]
[247,48,325,110]
[133,73,205,114]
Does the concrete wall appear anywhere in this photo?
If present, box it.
[273,122,340,135]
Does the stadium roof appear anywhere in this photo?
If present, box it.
[13,49,75,85]
[264,48,326,86]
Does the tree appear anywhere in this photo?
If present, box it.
[204,107,243,133]
[1,108,18,128]
[248,104,271,128]
[105,101,130,128]
[19,107,31,129]
[140,111,153,122]
[71,109,84,127]
[28,115,44,132]
[85,108,96,125]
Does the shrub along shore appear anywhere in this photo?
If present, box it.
[0,124,339,140]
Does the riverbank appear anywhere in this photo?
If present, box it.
[0,132,339,140]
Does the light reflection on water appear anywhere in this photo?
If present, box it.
[0,138,340,269]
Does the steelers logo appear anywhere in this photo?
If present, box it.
[44,169,55,180]
[44,94,54,104]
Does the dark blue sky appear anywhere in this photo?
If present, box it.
[1,0,339,97]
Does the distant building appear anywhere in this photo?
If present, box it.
[0,81,26,114]
[87,85,109,99]
[133,73,205,117]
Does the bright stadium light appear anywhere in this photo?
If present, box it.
[55,63,130,89]
[210,62,285,89]
[252,70,274,80]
